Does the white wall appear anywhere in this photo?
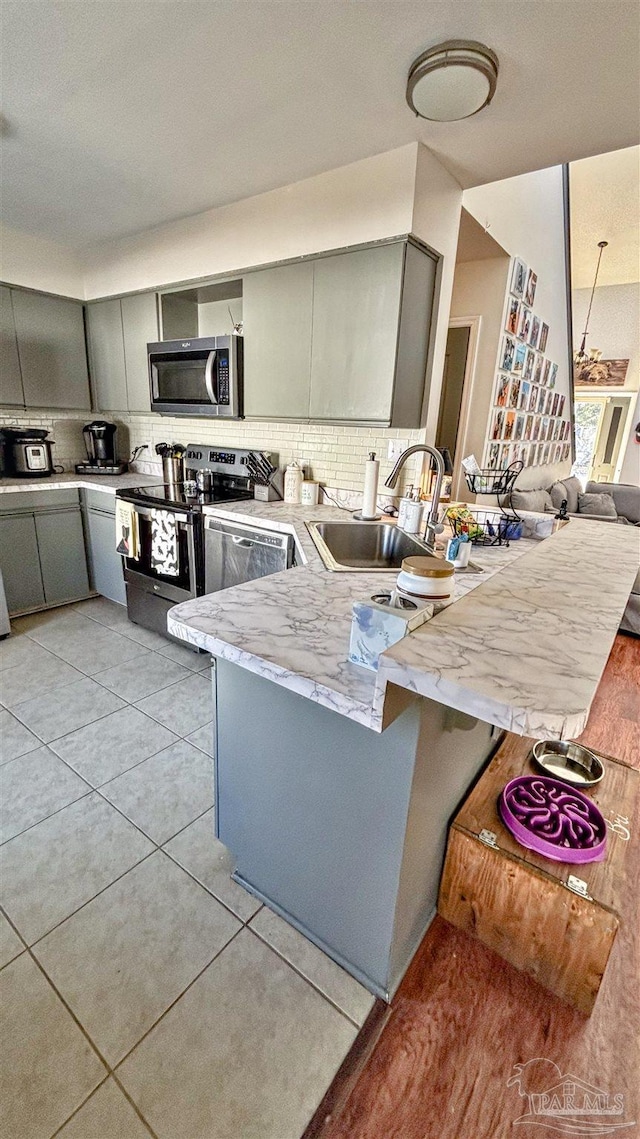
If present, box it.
[0,142,465,497]
[461,165,572,489]
[0,223,85,298]
[81,145,419,299]
[449,256,510,495]
[572,283,639,391]
[197,298,243,337]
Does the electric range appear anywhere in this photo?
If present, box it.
[115,445,257,641]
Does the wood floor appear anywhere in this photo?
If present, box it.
[314,633,640,1139]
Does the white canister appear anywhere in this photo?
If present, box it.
[396,555,455,604]
[300,480,319,506]
[284,461,304,504]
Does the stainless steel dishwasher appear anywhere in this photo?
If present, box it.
[204,516,295,594]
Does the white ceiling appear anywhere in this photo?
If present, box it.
[2,0,639,248]
[569,147,640,289]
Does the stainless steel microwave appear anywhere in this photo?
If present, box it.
[148,335,243,418]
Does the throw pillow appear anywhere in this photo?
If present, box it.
[561,476,582,514]
[550,481,569,511]
[577,492,618,518]
[511,488,555,514]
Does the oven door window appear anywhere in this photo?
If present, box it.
[150,352,213,405]
[127,512,195,592]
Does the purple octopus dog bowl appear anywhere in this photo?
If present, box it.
[499,775,607,864]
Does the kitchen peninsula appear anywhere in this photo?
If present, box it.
[168,506,638,999]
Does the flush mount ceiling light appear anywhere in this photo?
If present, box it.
[406,40,499,122]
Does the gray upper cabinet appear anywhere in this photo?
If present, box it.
[390,242,438,428]
[309,244,405,424]
[87,292,158,413]
[121,292,158,412]
[241,239,437,427]
[1,286,24,407]
[86,298,128,411]
[11,289,90,409]
[243,262,314,420]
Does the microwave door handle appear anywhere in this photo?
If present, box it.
[149,359,160,400]
[204,351,217,405]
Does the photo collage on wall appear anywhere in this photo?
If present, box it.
[484,257,572,471]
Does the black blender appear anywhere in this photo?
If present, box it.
[76,421,127,475]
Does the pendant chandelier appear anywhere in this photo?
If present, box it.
[573,240,608,366]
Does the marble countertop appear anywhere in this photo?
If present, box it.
[167,499,638,739]
[0,471,162,495]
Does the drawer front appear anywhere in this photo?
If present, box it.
[83,488,117,514]
[0,488,80,514]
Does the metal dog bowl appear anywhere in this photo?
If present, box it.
[531,740,604,788]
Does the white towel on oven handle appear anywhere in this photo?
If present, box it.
[115,499,140,559]
[150,508,179,577]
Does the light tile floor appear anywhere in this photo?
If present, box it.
[0,599,373,1139]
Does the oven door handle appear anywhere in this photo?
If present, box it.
[204,350,217,405]
[125,505,193,526]
[127,504,194,525]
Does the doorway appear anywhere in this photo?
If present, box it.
[573,393,634,483]
[436,317,481,499]
[437,325,471,462]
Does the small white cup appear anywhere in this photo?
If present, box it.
[300,481,319,506]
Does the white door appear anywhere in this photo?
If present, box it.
[574,395,632,483]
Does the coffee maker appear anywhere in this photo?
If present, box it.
[76,421,127,476]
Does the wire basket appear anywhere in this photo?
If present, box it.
[463,461,523,496]
[450,509,523,547]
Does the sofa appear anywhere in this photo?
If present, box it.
[511,475,640,524]
[511,476,639,635]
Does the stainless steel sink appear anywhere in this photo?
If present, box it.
[307,520,431,571]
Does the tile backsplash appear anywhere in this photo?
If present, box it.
[0,408,426,499]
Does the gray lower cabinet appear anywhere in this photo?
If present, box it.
[0,514,46,612]
[11,289,91,409]
[82,491,126,605]
[35,510,90,606]
[0,491,91,615]
[87,292,158,413]
[1,286,24,407]
[242,262,313,420]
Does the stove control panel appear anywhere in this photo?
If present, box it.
[184,444,278,479]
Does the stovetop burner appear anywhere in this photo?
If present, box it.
[117,480,254,510]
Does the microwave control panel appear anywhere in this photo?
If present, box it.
[217,355,229,404]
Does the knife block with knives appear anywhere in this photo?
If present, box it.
[245,451,284,500]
